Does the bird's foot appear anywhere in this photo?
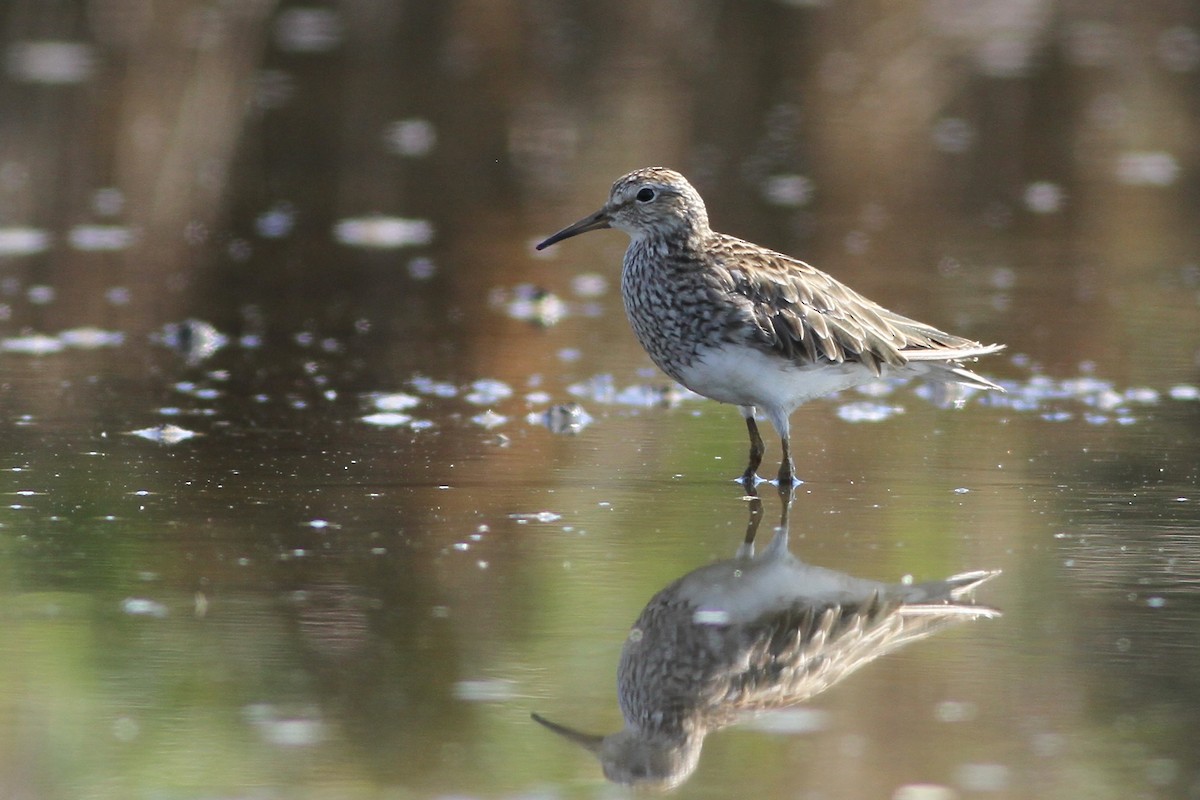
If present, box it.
[737,470,768,494]
[774,463,802,489]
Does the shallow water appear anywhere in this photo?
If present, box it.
[2,2,1200,799]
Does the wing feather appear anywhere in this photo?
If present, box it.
[710,234,1004,375]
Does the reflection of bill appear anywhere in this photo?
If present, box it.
[532,490,1000,791]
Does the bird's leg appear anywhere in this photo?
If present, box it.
[737,482,764,557]
[777,437,794,486]
[775,479,793,526]
[741,407,765,488]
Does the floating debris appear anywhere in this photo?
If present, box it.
[126,424,200,445]
[155,319,228,364]
[58,327,124,349]
[361,412,412,427]
[333,216,433,249]
[410,375,457,397]
[490,283,568,326]
[567,374,695,407]
[465,379,513,405]
[369,392,421,411]
[471,410,507,429]
[533,402,594,434]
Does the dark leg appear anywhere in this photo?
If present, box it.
[742,413,765,487]
[776,433,796,487]
[775,479,793,529]
[740,481,764,553]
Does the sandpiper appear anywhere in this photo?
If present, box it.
[537,168,1005,485]
[531,488,1000,789]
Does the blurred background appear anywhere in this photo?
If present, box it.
[1,1,1199,798]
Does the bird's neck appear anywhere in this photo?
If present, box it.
[627,226,709,259]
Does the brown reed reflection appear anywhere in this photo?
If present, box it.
[532,487,1000,790]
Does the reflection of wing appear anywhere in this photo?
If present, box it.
[616,564,998,734]
[710,234,1005,382]
[709,587,993,725]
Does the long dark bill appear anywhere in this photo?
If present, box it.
[529,712,606,753]
[535,208,611,250]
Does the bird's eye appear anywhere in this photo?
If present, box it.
[636,187,655,203]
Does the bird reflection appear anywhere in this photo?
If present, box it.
[532,487,1000,790]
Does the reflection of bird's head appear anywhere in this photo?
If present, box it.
[530,713,702,790]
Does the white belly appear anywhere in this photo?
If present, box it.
[675,344,904,413]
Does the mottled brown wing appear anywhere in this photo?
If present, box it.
[710,235,984,375]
